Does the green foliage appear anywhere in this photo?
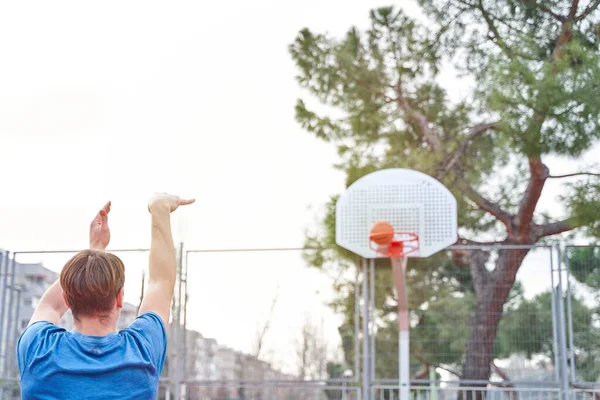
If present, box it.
[564,180,600,238]
[497,292,556,359]
[411,290,474,366]
[498,289,600,382]
[564,247,600,381]
[324,362,346,400]
[568,247,600,287]
[290,1,600,238]
[417,0,600,158]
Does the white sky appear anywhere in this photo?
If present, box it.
[0,0,596,376]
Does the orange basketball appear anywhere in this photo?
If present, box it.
[369,221,395,245]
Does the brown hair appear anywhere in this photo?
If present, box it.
[60,250,125,318]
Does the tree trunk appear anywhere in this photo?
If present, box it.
[462,248,530,399]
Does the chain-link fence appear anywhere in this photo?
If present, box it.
[179,249,358,384]
[564,246,600,385]
[0,247,360,399]
[0,244,597,399]
[370,246,559,384]
[181,382,361,400]
[370,385,561,400]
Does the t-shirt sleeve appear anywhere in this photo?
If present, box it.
[17,321,55,376]
[124,312,167,373]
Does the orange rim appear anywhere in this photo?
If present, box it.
[369,232,419,258]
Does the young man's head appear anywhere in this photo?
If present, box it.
[60,250,125,321]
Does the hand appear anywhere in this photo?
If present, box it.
[148,193,195,213]
[90,201,111,250]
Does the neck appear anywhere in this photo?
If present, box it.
[73,313,118,336]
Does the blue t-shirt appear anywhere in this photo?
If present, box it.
[17,312,167,400]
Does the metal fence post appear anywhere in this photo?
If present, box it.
[2,255,16,377]
[563,246,577,383]
[174,242,184,400]
[555,246,570,400]
[369,259,375,384]
[0,251,8,376]
[550,279,561,384]
[7,285,22,378]
[354,259,360,381]
[182,250,190,396]
[362,259,370,400]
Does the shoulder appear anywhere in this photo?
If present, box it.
[17,321,65,373]
[120,312,167,351]
[123,312,166,337]
[18,321,64,349]
[121,312,167,370]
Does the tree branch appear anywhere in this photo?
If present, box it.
[455,180,513,228]
[254,287,279,359]
[491,361,513,385]
[575,0,600,21]
[391,82,441,150]
[568,0,580,19]
[490,362,521,400]
[413,353,461,378]
[536,3,566,22]
[414,364,430,380]
[549,172,600,179]
[552,11,575,62]
[456,237,506,246]
[533,217,581,238]
[514,158,549,240]
[477,0,515,60]
[336,64,385,98]
[437,122,498,179]
[462,1,539,60]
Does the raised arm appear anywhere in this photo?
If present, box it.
[29,202,112,326]
[137,193,194,329]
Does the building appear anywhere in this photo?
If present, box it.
[162,324,301,399]
[190,331,218,380]
[13,262,59,333]
[188,339,300,399]
[0,261,59,377]
[166,327,220,399]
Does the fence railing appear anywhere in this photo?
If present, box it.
[181,382,361,400]
[370,385,562,400]
[570,389,600,400]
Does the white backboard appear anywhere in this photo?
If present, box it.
[335,168,457,258]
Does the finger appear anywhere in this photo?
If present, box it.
[99,209,108,224]
[102,201,111,214]
[179,198,195,206]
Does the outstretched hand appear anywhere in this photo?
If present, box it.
[148,193,195,213]
[90,201,111,250]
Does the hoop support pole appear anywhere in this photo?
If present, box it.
[391,257,410,399]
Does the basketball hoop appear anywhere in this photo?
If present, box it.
[369,232,419,258]
[336,168,457,400]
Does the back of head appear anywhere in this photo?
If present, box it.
[60,250,125,319]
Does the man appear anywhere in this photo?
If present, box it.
[17,193,194,399]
